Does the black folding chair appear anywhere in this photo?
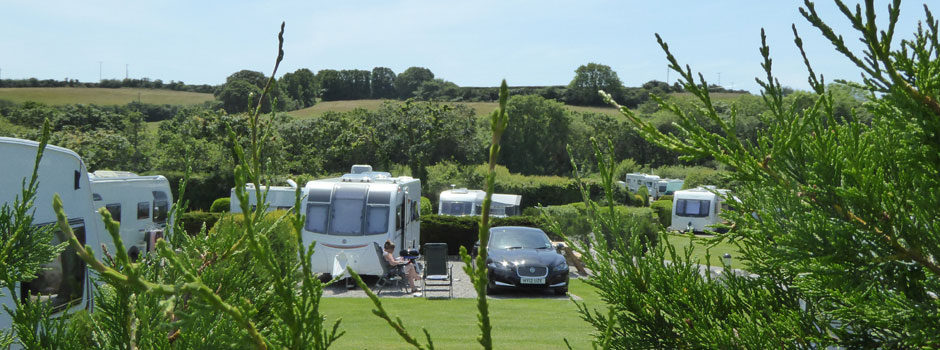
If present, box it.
[422,243,452,299]
[375,256,407,295]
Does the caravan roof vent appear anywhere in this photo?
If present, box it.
[350,164,373,174]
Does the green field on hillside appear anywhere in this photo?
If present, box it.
[0,87,214,106]
[320,279,601,349]
[286,99,629,119]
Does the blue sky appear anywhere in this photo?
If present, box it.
[0,1,925,93]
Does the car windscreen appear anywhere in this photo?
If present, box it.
[489,229,552,249]
[440,201,472,215]
[676,199,711,217]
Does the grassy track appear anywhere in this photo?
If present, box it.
[319,279,600,349]
[0,87,213,105]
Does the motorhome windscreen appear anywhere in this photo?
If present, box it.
[676,199,710,217]
[441,201,472,215]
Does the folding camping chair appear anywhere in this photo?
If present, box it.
[422,243,453,299]
[375,255,408,295]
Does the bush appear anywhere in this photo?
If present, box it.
[179,211,222,235]
[536,203,658,244]
[419,215,479,255]
[210,197,231,213]
[210,211,298,268]
[650,199,672,228]
[157,171,235,211]
[636,186,650,206]
[658,194,673,201]
[420,196,432,216]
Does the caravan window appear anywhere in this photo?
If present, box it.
[152,191,169,224]
[137,202,150,220]
[411,200,419,220]
[105,203,121,223]
[22,220,86,313]
[675,199,710,217]
[331,197,364,235]
[366,206,389,234]
[304,204,329,233]
[440,201,472,216]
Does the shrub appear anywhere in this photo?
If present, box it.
[636,186,650,206]
[658,194,673,201]
[179,211,221,235]
[209,197,231,213]
[536,203,657,244]
[157,171,235,211]
[419,215,479,255]
[650,199,672,228]
[420,196,432,216]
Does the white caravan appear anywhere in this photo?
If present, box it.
[0,137,105,331]
[230,180,300,213]
[669,186,733,233]
[299,165,421,277]
[625,173,661,194]
[438,188,521,217]
[89,171,172,260]
[654,179,685,199]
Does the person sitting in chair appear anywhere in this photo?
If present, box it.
[383,240,421,294]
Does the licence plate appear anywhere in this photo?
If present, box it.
[520,277,545,284]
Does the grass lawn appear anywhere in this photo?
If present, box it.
[662,232,744,268]
[319,279,601,349]
[0,87,213,106]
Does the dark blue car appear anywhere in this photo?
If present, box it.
[474,226,569,295]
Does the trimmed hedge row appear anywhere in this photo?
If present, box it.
[151,171,235,211]
[650,199,673,228]
[426,163,605,210]
[179,211,222,235]
[419,214,548,255]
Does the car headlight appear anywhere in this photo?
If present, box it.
[487,261,512,270]
[552,260,568,272]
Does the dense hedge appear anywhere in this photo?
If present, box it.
[418,214,547,255]
[650,199,673,228]
[210,197,231,213]
[179,211,222,235]
[154,171,234,211]
[426,163,604,210]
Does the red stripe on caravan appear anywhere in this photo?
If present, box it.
[320,243,369,249]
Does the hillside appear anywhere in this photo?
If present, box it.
[0,87,214,106]
[285,99,632,119]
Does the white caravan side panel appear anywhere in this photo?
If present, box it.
[0,138,104,331]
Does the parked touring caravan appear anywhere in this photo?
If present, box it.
[299,165,421,277]
[0,137,105,331]
[438,188,521,217]
[655,179,685,198]
[230,180,300,213]
[89,171,172,260]
[669,186,733,233]
[625,173,661,194]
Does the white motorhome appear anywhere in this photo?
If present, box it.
[438,188,522,217]
[230,180,300,213]
[625,173,661,194]
[655,179,685,199]
[669,186,733,233]
[1,137,105,331]
[299,165,421,277]
[89,171,172,260]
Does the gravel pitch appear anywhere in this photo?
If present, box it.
[322,256,583,300]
